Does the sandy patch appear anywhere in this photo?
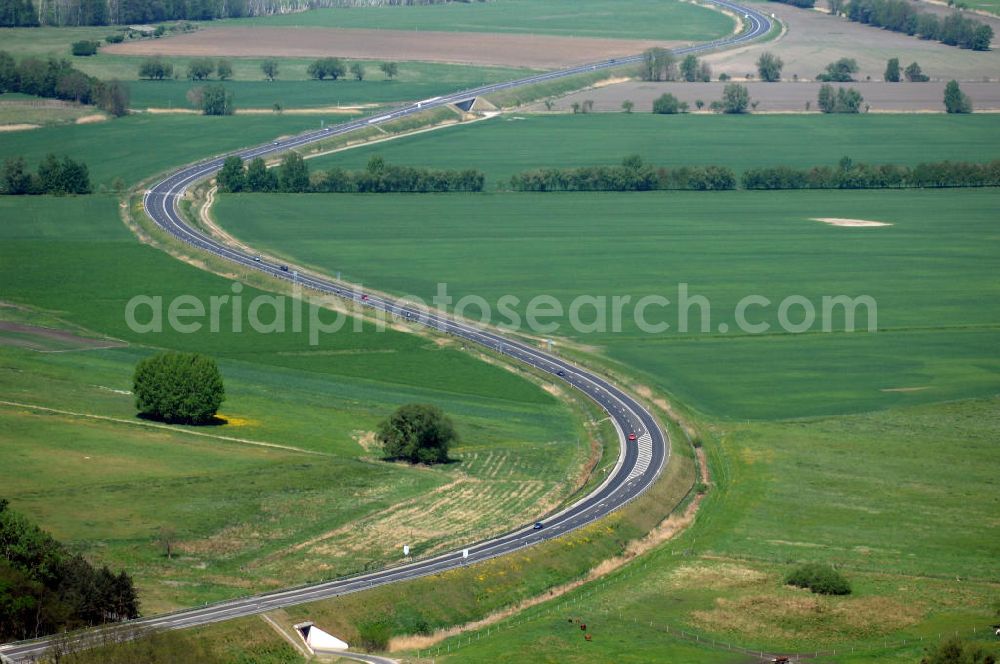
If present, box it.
[880,386,931,392]
[145,108,201,114]
[352,430,380,454]
[104,26,675,69]
[0,123,40,132]
[813,217,891,228]
[75,114,107,125]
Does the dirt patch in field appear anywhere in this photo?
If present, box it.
[692,592,924,641]
[0,321,126,352]
[703,1,1000,82]
[814,217,892,227]
[0,123,40,131]
[881,386,931,392]
[530,80,1000,113]
[670,563,769,590]
[104,26,674,69]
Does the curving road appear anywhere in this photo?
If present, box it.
[0,5,771,661]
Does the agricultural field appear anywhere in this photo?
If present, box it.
[539,80,1000,113]
[221,0,735,42]
[704,0,1000,81]
[0,113,325,187]
[305,113,1000,186]
[0,192,589,612]
[208,111,999,655]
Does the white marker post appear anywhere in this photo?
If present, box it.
[403,545,410,557]
[462,549,469,560]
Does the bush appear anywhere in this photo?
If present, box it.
[71,40,100,56]
[356,619,392,651]
[652,92,688,114]
[920,636,996,664]
[785,563,851,595]
[944,80,972,113]
[105,33,125,44]
[133,352,225,425]
[378,403,456,464]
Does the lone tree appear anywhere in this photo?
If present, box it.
[133,351,225,424]
[378,403,457,465]
[201,84,234,115]
[816,57,859,82]
[640,47,677,81]
[308,57,346,80]
[943,80,972,113]
[756,52,784,82]
[216,59,233,81]
[884,57,901,82]
[652,92,688,114]
[905,61,929,82]
[721,83,750,113]
[187,58,214,81]
[350,62,365,81]
[261,59,279,81]
[379,61,399,80]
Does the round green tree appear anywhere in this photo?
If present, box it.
[133,352,225,424]
[378,403,457,465]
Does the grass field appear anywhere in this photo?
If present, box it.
[214,187,1000,420]
[422,396,1000,662]
[307,113,1000,186]
[0,113,326,187]
[223,0,735,42]
[0,194,587,611]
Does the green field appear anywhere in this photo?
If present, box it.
[224,0,735,42]
[0,193,587,611]
[307,113,1000,187]
[206,112,1000,654]
[214,187,1000,420]
[0,113,325,187]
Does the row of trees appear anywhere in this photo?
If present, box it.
[137,57,398,82]
[310,58,398,80]
[0,51,129,116]
[20,0,480,26]
[1,155,91,195]
[884,58,930,82]
[509,156,737,192]
[138,57,232,80]
[817,84,864,113]
[218,154,485,194]
[640,48,711,82]
[742,156,1000,189]
[845,0,992,50]
[0,498,140,641]
[0,0,39,25]
[652,84,751,115]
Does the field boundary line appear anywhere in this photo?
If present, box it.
[0,399,332,457]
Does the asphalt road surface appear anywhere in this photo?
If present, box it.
[0,4,771,661]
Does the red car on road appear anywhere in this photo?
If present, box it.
[628,432,637,442]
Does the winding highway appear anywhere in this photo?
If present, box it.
[0,4,772,661]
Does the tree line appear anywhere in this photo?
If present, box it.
[509,156,737,192]
[0,51,129,116]
[2,154,92,195]
[14,0,482,27]
[506,155,1000,193]
[218,154,485,194]
[844,0,992,50]
[0,498,140,641]
[742,157,1000,189]
[640,48,711,82]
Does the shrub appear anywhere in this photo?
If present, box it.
[133,352,225,425]
[71,40,100,56]
[356,619,392,651]
[785,563,851,595]
[652,92,688,114]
